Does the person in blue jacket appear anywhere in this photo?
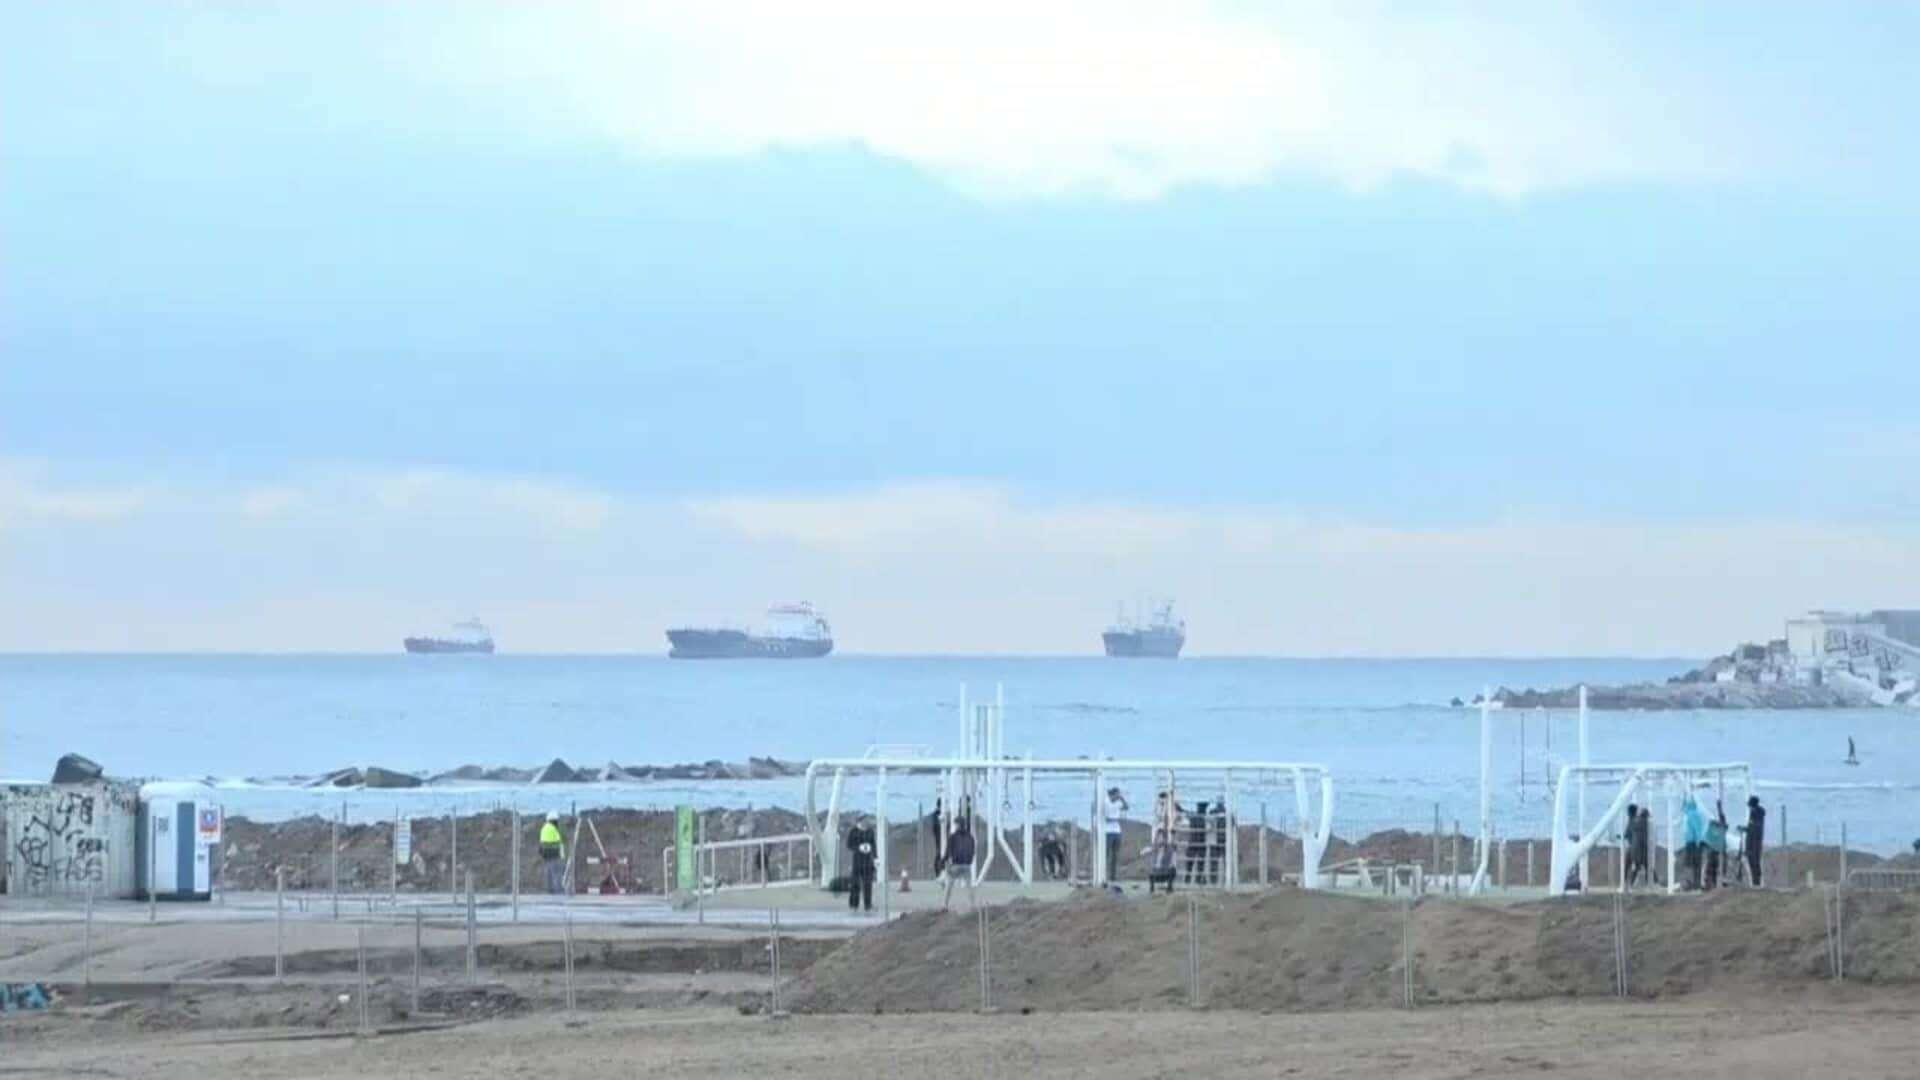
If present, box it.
[1681,796,1707,889]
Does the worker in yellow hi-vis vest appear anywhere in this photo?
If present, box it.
[539,812,567,894]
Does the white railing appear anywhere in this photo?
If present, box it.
[1846,868,1920,891]
[659,832,815,895]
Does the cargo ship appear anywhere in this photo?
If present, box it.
[1102,600,1185,658]
[667,602,834,659]
[403,619,495,654]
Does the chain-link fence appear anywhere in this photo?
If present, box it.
[4,802,1914,1026]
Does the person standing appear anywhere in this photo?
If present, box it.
[845,818,877,912]
[928,798,946,876]
[1147,829,1178,894]
[1682,796,1707,889]
[1184,802,1210,885]
[942,822,976,911]
[1634,807,1655,887]
[1207,800,1228,886]
[1622,803,1643,887]
[1103,787,1128,885]
[538,812,567,895]
[1744,796,1766,886]
[1705,802,1729,889]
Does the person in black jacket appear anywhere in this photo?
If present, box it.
[845,818,877,912]
[1744,795,1766,886]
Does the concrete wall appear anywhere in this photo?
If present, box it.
[1,782,141,899]
[1869,610,1920,648]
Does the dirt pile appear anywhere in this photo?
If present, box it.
[786,887,1920,1013]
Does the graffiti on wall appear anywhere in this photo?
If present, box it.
[5,785,135,894]
[1,982,51,1014]
[11,790,104,889]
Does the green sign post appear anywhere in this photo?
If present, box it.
[675,806,696,891]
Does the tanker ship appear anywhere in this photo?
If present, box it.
[667,602,834,659]
[403,618,495,654]
[1102,600,1185,658]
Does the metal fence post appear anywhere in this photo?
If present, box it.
[411,908,422,1015]
[563,905,576,1014]
[275,867,285,981]
[769,907,787,1018]
[1431,804,1441,889]
[1185,894,1200,1009]
[511,808,521,922]
[357,922,371,1034]
[1258,802,1269,886]
[84,879,94,994]
[1450,820,1461,894]
[1780,804,1789,886]
[1526,840,1535,888]
[976,904,993,1013]
[449,813,458,905]
[391,808,401,903]
[331,813,341,921]
[1839,822,1848,886]
[1405,895,1420,1006]
[465,869,477,981]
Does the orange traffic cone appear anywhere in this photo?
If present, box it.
[899,868,912,893]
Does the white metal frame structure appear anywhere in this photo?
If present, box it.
[1469,686,1590,896]
[803,686,1336,907]
[1547,762,1753,898]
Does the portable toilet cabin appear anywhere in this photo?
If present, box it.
[137,782,223,900]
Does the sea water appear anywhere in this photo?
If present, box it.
[1,654,1912,853]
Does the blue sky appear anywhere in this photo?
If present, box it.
[4,3,1918,653]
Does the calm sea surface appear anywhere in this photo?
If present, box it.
[2,655,1912,852]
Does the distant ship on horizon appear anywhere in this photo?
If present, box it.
[404,618,495,655]
[667,602,834,659]
[1102,599,1185,658]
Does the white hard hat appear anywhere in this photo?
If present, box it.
[545,811,559,822]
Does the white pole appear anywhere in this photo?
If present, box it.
[1578,685,1591,889]
[1022,756,1034,887]
[1665,780,1679,895]
[876,767,889,920]
[1471,689,1492,894]
[1093,768,1106,885]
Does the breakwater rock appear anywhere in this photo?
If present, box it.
[1475,681,1874,711]
[293,756,810,790]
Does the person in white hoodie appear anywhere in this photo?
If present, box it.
[1103,788,1128,885]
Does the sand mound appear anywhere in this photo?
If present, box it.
[786,888,1920,1013]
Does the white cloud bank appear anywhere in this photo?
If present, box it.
[6,466,1916,655]
[424,1,1747,198]
[120,1,1767,200]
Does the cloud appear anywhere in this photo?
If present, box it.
[9,464,1918,654]
[0,463,154,527]
[83,1,1765,201]
[414,1,1746,199]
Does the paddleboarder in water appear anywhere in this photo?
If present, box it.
[1846,736,1859,766]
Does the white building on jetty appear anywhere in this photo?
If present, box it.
[1785,609,1920,704]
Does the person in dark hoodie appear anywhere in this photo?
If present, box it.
[942,821,977,911]
[844,817,877,912]
[1744,795,1766,886]
[1622,803,1643,886]
[1184,802,1210,885]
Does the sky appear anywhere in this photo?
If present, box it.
[3,2,1918,655]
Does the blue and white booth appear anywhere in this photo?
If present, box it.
[136,782,223,901]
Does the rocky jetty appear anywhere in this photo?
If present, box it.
[1480,681,1871,710]
[284,757,813,791]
